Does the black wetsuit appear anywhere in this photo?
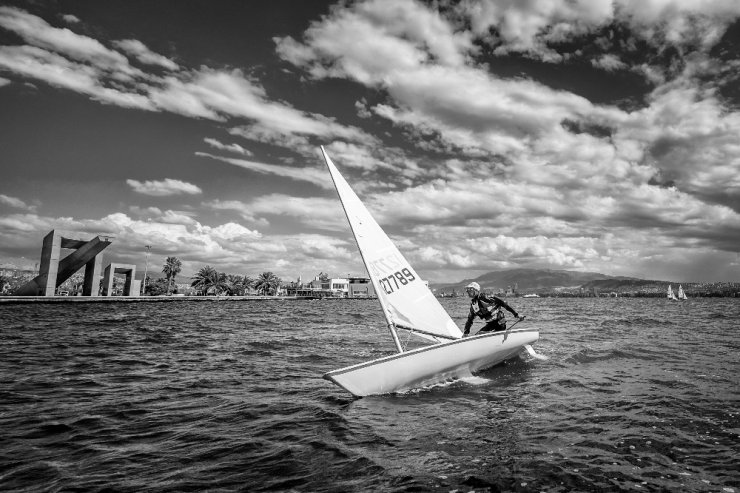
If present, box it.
[463,293,519,336]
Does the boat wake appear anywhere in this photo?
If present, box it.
[458,374,491,386]
[524,344,548,360]
[394,370,491,394]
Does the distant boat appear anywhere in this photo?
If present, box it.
[667,285,677,301]
[677,285,688,300]
[319,146,542,397]
[522,293,539,298]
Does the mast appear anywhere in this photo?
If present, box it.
[320,146,404,353]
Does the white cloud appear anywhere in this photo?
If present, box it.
[2,4,740,282]
[0,8,372,145]
[0,194,32,210]
[277,0,469,85]
[203,137,253,156]
[0,214,39,232]
[201,199,269,226]
[196,152,333,190]
[113,39,179,70]
[0,76,9,87]
[275,0,626,161]
[126,178,203,196]
[0,7,137,75]
[276,0,474,83]
[591,54,627,71]
[246,194,346,231]
[62,14,80,24]
[456,0,740,61]
[149,68,371,142]
[0,209,363,279]
[615,86,740,211]
[0,45,154,109]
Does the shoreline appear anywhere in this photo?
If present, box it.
[0,295,378,305]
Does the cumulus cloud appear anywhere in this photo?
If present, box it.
[3,3,740,282]
[0,7,372,145]
[616,86,740,212]
[273,0,740,276]
[274,0,626,161]
[0,207,364,279]
[455,0,740,62]
[276,0,474,83]
[126,178,203,196]
[591,54,627,71]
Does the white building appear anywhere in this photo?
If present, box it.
[307,276,375,297]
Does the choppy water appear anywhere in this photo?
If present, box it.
[1,297,738,492]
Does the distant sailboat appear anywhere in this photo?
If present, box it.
[677,285,688,300]
[319,146,542,397]
[667,285,677,301]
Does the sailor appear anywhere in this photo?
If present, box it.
[463,282,521,337]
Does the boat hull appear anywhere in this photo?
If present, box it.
[323,328,539,397]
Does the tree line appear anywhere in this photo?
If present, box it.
[147,256,282,296]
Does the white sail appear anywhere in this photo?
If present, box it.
[677,285,687,300]
[320,146,462,342]
[667,285,676,300]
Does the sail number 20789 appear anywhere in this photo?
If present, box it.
[380,268,415,294]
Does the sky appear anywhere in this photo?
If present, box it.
[1,0,739,284]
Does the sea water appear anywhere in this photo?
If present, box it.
[0,297,738,492]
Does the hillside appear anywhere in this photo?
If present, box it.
[432,268,641,293]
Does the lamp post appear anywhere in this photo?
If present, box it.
[142,245,151,295]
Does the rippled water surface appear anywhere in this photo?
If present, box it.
[1,298,738,492]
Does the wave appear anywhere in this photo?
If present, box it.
[1,298,737,493]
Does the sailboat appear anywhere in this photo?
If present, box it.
[677,285,687,300]
[320,146,541,397]
[667,285,677,301]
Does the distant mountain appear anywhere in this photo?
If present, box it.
[431,268,642,292]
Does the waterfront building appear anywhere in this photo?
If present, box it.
[283,275,376,298]
[348,277,375,297]
[307,276,349,297]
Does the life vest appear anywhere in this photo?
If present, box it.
[471,297,505,322]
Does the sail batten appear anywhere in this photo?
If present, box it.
[320,146,463,342]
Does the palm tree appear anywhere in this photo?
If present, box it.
[242,275,255,295]
[190,265,227,295]
[225,274,243,296]
[254,271,281,296]
[162,256,182,295]
[224,274,254,296]
[215,271,230,295]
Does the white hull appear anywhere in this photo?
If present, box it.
[324,328,539,397]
